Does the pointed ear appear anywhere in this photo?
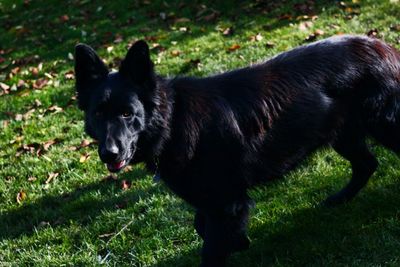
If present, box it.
[119,40,154,86]
[74,44,108,110]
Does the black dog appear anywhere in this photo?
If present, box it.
[74,35,400,266]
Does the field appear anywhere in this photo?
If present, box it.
[1,0,400,266]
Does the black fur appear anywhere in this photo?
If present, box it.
[74,35,400,266]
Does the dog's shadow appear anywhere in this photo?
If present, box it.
[3,167,400,266]
[0,167,164,241]
[154,178,400,267]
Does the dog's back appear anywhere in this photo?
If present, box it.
[163,35,400,203]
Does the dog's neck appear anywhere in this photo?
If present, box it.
[136,75,175,172]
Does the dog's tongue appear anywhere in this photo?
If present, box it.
[109,160,125,170]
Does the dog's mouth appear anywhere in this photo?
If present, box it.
[106,160,127,172]
[105,149,135,173]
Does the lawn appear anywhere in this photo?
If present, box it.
[1,0,400,266]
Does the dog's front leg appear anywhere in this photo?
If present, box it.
[199,199,251,267]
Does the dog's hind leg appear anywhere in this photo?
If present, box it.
[194,211,206,239]
[324,130,378,206]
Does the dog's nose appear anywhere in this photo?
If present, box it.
[99,144,119,162]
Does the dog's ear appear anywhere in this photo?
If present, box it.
[74,44,108,110]
[119,40,154,87]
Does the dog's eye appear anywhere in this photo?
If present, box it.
[121,111,132,118]
[95,111,102,117]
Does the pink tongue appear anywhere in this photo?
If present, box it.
[113,161,124,169]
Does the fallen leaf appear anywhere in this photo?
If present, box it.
[28,176,37,182]
[47,105,63,114]
[0,82,10,91]
[121,179,131,190]
[265,41,275,48]
[11,67,20,75]
[60,15,69,22]
[201,10,220,22]
[64,70,75,79]
[171,50,181,57]
[15,114,23,121]
[367,28,379,37]
[17,79,26,88]
[45,172,59,184]
[43,138,61,150]
[32,78,49,89]
[30,67,39,76]
[250,33,263,42]
[68,146,78,151]
[22,108,35,120]
[390,24,400,32]
[174,17,190,23]
[106,46,114,53]
[34,99,42,107]
[299,21,313,31]
[227,44,241,52]
[79,152,90,163]
[99,232,115,238]
[2,120,9,128]
[314,29,325,36]
[16,190,27,204]
[222,27,234,36]
[79,139,96,148]
[114,34,123,43]
[279,14,292,20]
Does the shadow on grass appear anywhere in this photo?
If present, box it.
[0,167,164,241]
[154,180,400,267]
[0,0,342,69]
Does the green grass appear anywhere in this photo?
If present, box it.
[1,0,400,266]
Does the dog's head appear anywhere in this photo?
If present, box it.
[74,40,155,172]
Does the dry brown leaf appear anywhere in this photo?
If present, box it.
[250,33,263,42]
[314,29,325,36]
[222,27,234,36]
[33,78,49,89]
[390,24,400,32]
[34,99,42,107]
[16,190,27,203]
[60,15,69,22]
[64,70,75,80]
[80,139,92,148]
[28,176,37,182]
[121,179,131,190]
[68,146,78,151]
[45,172,59,184]
[171,50,181,57]
[30,67,39,76]
[43,139,60,150]
[79,152,91,163]
[367,29,379,37]
[0,82,10,91]
[22,108,35,120]
[47,105,63,113]
[15,114,23,121]
[266,41,275,48]
[2,120,9,128]
[227,44,241,52]
[279,14,292,20]
[299,21,313,31]
[99,232,115,238]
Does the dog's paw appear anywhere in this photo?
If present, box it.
[321,193,350,207]
[230,234,250,252]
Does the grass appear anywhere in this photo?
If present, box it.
[1,0,400,266]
